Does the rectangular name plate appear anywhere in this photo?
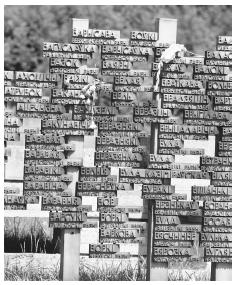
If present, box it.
[49,211,88,228]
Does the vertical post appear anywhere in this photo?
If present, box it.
[59,229,81,281]
[59,18,90,281]
[69,18,89,40]
[155,18,177,44]
[146,18,177,281]
[212,263,232,281]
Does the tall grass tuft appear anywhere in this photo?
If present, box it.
[5,256,147,281]
[79,257,146,281]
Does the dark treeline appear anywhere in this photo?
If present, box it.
[4,5,232,72]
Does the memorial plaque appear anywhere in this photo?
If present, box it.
[201,233,232,242]
[211,172,232,182]
[99,212,129,223]
[73,28,120,39]
[205,248,232,258]
[205,50,232,60]
[80,167,111,177]
[42,197,91,211]
[216,45,232,51]
[161,79,204,89]
[114,76,144,86]
[160,87,206,95]
[25,134,65,145]
[203,217,231,227]
[42,195,82,206]
[153,247,193,256]
[184,111,231,127]
[207,80,232,90]
[171,193,188,200]
[204,201,232,211]
[205,59,232,66]
[73,105,117,116]
[24,181,67,192]
[130,31,158,41]
[192,185,232,198]
[95,151,143,163]
[114,85,153,92]
[99,228,141,243]
[142,185,175,194]
[4,117,21,127]
[96,136,140,147]
[155,72,192,79]
[76,182,131,192]
[15,72,61,88]
[4,71,14,86]
[171,170,210,179]
[156,57,205,65]
[72,36,129,45]
[163,94,209,105]
[4,195,39,210]
[4,185,20,195]
[153,241,193,247]
[201,156,231,168]
[43,42,97,58]
[207,90,232,97]
[150,151,173,161]
[217,36,232,45]
[152,63,187,73]
[63,74,93,89]
[102,45,153,57]
[193,65,230,75]
[193,74,231,81]
[154,208,202,216]
[154,224,202,232]
[49,211,88,228]
[154,200,199,210]
[159,123,218,136]
[89,243,120,257]
[24,165,65,175]
[154,47,168,58]
[41,120,93,136]
[5,86,43,97]
[16,103,65,118]
[24,149,65,160]
[50,59,99,75]
[97,197,118,208]
[102,60,132,70]
[153,231,197,241]
[98,122,143,133]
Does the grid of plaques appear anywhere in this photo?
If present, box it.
[4,21,232,262]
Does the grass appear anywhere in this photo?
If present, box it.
[79,258,146,281]
[4,217,59,253]
[168,259,210,281]
[5,265,59,281]
[169,269,210,281]
[4,253,211,281]
[5,256,146,281]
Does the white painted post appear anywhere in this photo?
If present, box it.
[214,263,232,281]
[146,18,177,281]
[59,18,90,281]
[155,18,177,44]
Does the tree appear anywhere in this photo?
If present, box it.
[4,5,232,72]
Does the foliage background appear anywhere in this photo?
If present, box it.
[4,5,232,72]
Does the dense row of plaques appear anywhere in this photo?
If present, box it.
[4,23,232,263]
